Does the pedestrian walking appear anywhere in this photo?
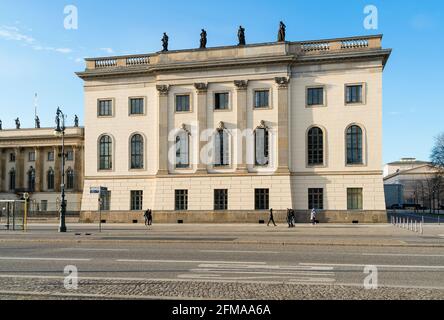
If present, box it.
[148,209,153,226]
[290,209,296,228]
[144,209,150,227]
[310,208,317,226]
[286,209,292,228]
[267,208,277,227]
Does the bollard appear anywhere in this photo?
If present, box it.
[420,222,424,235]
[415,220,418,233]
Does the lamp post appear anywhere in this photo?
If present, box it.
[54,107,67,233]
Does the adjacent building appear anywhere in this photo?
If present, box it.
[0,127,84,213]
[76,34,391,223]
[384,158,443,209]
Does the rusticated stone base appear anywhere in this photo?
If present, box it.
[80,210,388,224]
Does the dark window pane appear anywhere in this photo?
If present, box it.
[346,126,363,164]
[255,189,269,210]
[215,93,229,110]
[175,190,188,211]
[346,85,363,104]
[308,188,324,210]
[100,191,111,211]
[347,188,363,210]
[176,95,190,112]
[255,128,269,166]
[98,100,113,116]
[307,127,324,165]
[99,135,112,170]
[307,88,324,106]
[130,190,143,211]
[130,98,144,115]
[254,90,269,108]
[214,189,228,210]
[131,134,144,169]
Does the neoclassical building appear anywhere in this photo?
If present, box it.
[77,34,391,223]
[0,127,84,213]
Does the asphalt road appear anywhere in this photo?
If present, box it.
[0,223,443,299]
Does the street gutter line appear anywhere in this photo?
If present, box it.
[299,262,444,269]
[0,257,91,262]
[117,259,266,264]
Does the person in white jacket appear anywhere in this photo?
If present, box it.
[310,208,317,226]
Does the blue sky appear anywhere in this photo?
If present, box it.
[0,0,442,164]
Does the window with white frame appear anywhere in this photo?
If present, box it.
[214,129,229,167]
[175,130,190,169]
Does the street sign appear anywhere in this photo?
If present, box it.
[90,187,100,194]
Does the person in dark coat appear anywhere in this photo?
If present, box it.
[144,209,150,226]
[148,209,153,226]
[267,208,277,227]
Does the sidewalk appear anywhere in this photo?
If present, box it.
[1,223,443,248]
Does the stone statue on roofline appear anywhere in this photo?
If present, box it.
[200,29,207,49]
[238,26,246,46]
[278,21,286,42]
[162,32,169,52]
[15,118,20,129]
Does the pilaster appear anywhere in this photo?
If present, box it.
[234,80,248,173]
[157,85,169,176]
[195,83,208,173]
[275,77,290,174]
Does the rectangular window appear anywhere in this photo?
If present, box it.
[130,191,143,211]
[176,95,190,112]
[255,189,269,210]
[29,152,36,162]
[308,188,324,210]
[346,85,363,104]
[175,190,188,211]
[130,98,144,115]
[100,191,111,211]
[254,90,270,108]
[41,200,48,212]
[66,150,74,161]
[347,188,363,210]
[214,189,228,211]
[215,93,229,110]
[48,151,54,162]
[98,100,113,116]
[9,153,15,162]
[307,87,324,106]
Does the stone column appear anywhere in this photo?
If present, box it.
[0,149,5,192]
[234,80,248,173]
[195,83,208,173]
[34,147,42,192]
[156,85,169,175]
[15,148,24,189]
[54,146,61,192]
[275,77,290,173]
[74,145,83,192]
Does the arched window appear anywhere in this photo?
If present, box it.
[47,168,55,190]
[346,125,363,164]
[99,135,112,170]
[9,168,16,191]
[308,127,324,166]
[175,130,190,169]
[214,128,229,167]
[66,168,74,190]
[130,134,144,169]
[255,127,269,166]
[28,167,36,192]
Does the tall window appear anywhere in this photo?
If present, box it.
[99,135,112,170]
[28,167,36,192]
[175,190,188,211]
[66,150,74,161]
[9,168,16,191]
[130,191,143,211]
[214,129,229,167]
[29,152,36,162]
[98,100,113,116]
[130,98,144,115]
[346,125,363,165]
[214,189,228,211]
[176,131,190,168]
[215,93,229,110]
[308,127,324,166]
[347,188,363,210]
[66,168,74,190]
[130,134,144,169]
[47,151,54,162]
[308,188,324,210]
[176,95,190,112]
[307,87,324,106]
[9,153,16,162]
[254,90,269,108]
[47,168,55,190]
[255,127,269,166]
[255,189,269,210]
[100,191,111,211]
[346,85,363,104]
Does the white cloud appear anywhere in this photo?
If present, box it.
[100,48,114,54]
[0,25,35,44]
[55,48,73,54]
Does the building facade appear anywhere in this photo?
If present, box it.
[77,34,391,223]
[384,158,443,210]
[0,127,84,213]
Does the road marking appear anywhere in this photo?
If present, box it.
[117,259,266,265]
[61,248,129,252]
[198,263,333,271]
[200,250,279,254]
[0,257,91,262]
[177,274,335,283]
[300,262,444,270]
[363,253,444,258]
[189,269,334,277]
